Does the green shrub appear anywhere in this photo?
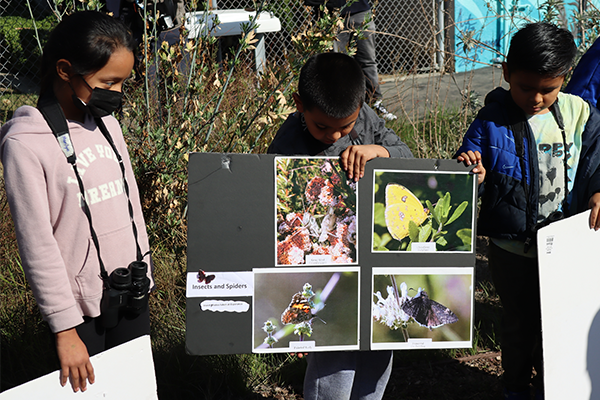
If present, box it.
[0,15,56,78]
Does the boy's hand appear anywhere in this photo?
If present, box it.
[56,328,95,392]
[290,352,308,358]
[457,150,486,185]
[588,192,600,230]
[341,145,389,182]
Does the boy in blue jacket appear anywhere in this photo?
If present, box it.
[268,52,412,400]
[457,22,600,399]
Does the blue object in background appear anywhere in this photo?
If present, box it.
[565,37,600,107]
[453,0,541,72]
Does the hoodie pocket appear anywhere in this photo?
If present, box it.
[74,224,135,301]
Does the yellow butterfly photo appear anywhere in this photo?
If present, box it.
[372,170,475,252]
[384,183,429,241]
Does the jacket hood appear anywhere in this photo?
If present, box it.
[1,106,47,152]
[484,87,509,106]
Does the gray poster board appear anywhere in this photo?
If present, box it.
[186,153,476,355]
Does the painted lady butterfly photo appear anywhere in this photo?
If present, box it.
[281,292,314,325]
[197,270,216,284]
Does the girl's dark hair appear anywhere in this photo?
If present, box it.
[40,11,137,95]
[506,22,576,78]
[298,52,366,119]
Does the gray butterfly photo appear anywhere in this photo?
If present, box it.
[371,267,473,350]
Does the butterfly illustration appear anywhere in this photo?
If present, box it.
[281,292,314,325]
[384,183,429,241]
[401,288,458,330]
[197,270,216,284]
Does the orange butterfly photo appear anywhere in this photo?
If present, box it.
[252,267,360,353]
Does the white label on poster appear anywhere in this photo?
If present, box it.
[200,300,250,313]
[407,338,433,348]
[305,254,333,264]
[186,271,253,297]
[289,341,316,351]
[410,242,436,252]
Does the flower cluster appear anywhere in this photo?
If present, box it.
[277,212,356,265]
[262,320,278,347]
[277,160,356,265]
[373,282,410,330]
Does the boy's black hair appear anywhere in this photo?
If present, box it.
[298,52,365,119]
[40,11,137,95]
[506,22,576,78]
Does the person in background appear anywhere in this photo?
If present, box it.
[106,0,186,46]
[305,0,398,121]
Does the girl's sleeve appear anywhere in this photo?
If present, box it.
[2,138,84,333]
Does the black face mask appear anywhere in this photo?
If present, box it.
[71,76,123,118]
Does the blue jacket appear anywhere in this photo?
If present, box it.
[456,87,600,241]
[565,37,600,107]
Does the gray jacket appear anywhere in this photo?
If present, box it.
[267,103,412,158]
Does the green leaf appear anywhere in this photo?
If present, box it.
[379,233,393,248]
[408,220,420,241]
[374,202,387,227]
[456,228,473,249]
[425,199,434,214]
[435,192,451,224]
[429,199,440,223]
[372,232,381,249]
[418,223,432,242]
[447,201,469,225]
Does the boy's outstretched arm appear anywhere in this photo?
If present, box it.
[340,144,390,182]
[588,192,600,230]
[457,150,486,185]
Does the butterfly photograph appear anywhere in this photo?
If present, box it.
[371,170,476,253]
[252,267,360,353]
[371,267,473,350]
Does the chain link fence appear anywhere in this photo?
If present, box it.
[1,1,445,116]
[0,0,54,115]
[3,1,596,122]
[220,0,442,74]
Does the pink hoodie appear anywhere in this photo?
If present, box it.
[1,106,153,333]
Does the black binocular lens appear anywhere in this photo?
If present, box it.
[110,267,132,289]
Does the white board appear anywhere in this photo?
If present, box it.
[0,335,157,399]
[537,210,600,400]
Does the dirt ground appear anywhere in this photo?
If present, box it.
[383,351,504,400]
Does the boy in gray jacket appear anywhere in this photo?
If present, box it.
[268,52,411,400]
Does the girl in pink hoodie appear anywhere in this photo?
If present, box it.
[1,11,153,392]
